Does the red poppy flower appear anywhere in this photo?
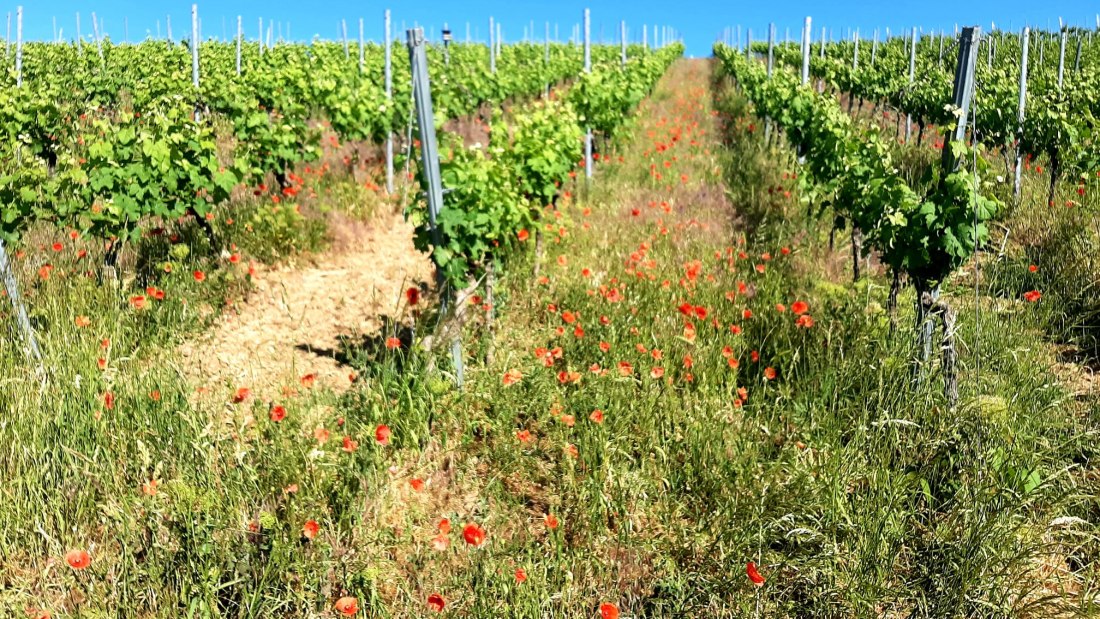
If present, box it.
[427,593,446,612]
[544,513,560,529]
[334,596,359,615]
[502,368,523,386]
[438,518,451,534]
[129,295,147,310]
[462,522,487,546]
[75,315,91,327]
[747,561,765,585]
[1023,290,1042,303]
[599,603,620,619]
[65,549,91,570]
[791,301,809,315]
[341,436,359,453]
[102,391,115,411]
[375,424,391,445]
[431,533,450,551]
[142,479,158,496]
[517,429,533,443]
[406,287,420,306]
[515,568,528,583]
[764,367,777,380]
[193,270,206,282]
[590,409,604,424]
[517,229,530,241]
[302,519,319,540]
[385,337,401,350]
[1028,264,1038,273]
[795,314,815,328]
[410,478,425,491]
[269,405,287,422]
[232,387,251,404]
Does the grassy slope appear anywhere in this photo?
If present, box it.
[1,57,1099,618]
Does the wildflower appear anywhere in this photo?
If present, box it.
[334,596,359,615]
[385,337,401,350]
[764,367,777,380]
[269,405,287,422]
[462,523,487,546]
[375,424,391,445]
[515,568,528,583]
[600,603,620,619]
[791,301,809,315]
[341,436,359,453]
[65,549,91,570]
[747,561,765,586]
[427,593,446,612]
[1023,290,1042,303]
[431,533,450,551]
[302,519,320,540]
[502,368,523,386]
[75,315,91,328]
[232,387,251,404]
[544,513,559,529]
[192,270,206,282]
[590,409,604,424]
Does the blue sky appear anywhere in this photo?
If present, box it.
[13,1,1100,57]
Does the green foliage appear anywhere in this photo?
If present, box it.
[716,44,1001,287]
[412,135,527,286]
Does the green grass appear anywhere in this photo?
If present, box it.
[1,59,1099,618]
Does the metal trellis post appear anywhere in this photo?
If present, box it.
[406,27,463,388]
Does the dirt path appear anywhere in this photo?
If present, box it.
[181,212,432,397]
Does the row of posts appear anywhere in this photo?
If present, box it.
[1,6,643,373]
[745,17,1079,202]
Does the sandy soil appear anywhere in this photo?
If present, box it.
[180,212,433,397]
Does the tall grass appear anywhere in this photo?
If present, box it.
[0,59,1097,618]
